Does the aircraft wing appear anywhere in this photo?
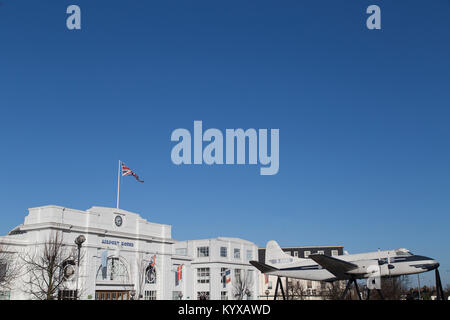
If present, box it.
[249,261,279,273]
[309,254,358,278]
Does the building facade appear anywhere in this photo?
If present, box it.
[257,245,345,300]
[174,238,259,300]
[0,205,258,300]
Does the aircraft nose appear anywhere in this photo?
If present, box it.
[430,260,440,270]
[424,258,439,270]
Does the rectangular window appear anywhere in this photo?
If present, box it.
[331,250,338,256]
[247,270,253,283]
[0,262,7,282]
[234,248,241,259]
[221,291,228,300]
[172,291,182,300]
[220,247,227,258]
[0,291,10,301]
[317,250,324,255]
[197,292,210,300]
[234,269,241,281]
[58,290,77,300]
[304,251,311,258]
[197,247,209,257]
[197,268,210,284]
[246,250,253,260]
[175,248,187,256]
[307,280,312,289]
[144,290,157,300]
[294,251,299,257]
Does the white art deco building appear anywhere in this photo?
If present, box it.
[0,205,259,300]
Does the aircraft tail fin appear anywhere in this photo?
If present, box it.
[265,240,305,265]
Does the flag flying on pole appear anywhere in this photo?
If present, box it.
[177,265,183,281]
[121,162,144,183]
[223,269,231,288]
[151,255,156,267]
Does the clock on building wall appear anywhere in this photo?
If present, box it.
[115,215,123,227]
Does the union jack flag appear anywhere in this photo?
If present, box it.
[121,162,144,183]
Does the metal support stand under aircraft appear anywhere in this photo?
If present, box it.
[273,276,287,300]
[340,278,364,300]
[435,268,445,300]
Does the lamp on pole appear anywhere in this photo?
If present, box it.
[74,235,86,300]
[265,289,270,300]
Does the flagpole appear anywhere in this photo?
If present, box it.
[116,159,121,209]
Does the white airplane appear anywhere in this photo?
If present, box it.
[250,240,439,284]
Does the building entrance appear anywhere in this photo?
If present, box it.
[95,290,130,300]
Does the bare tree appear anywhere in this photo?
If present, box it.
[287,280,306,300]
[0,243,21,292]
[135,253,152,300]
[232,270,254,300]
[325,280,347,300]
[366,276,409,300]
[20,232,81,300]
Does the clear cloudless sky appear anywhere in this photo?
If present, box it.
[1,1,449,286]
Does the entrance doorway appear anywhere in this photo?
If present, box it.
[95,290,130,300]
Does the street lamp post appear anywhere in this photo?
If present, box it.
[265,289,270,300]
[74,235,86,300]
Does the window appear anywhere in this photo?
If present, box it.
[317,250,324,255]
[307,280,312,289]
[395,249,413,256]
[331,250,338,256]
[175,248,187,256]
[234,249,241,259]
[0,261,6,282]
[197,247,209,257]
[144,290,157,300]
[197,292,210,300]
[58,290,77,300]
[221,291,228,300]
[247,270,254,283]
[294,251,299,257]
[234,269,241,281]
[0,291,10,300]
[304,251,311,258]
[172,291,182,300]
[246,250,253,260]
[197,268,210,284]
[220,247,227,258]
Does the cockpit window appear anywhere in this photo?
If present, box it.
[395,249,413,256]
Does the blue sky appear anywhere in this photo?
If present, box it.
[1,1,449,287]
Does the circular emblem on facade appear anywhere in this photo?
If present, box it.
[115,215,123,227]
